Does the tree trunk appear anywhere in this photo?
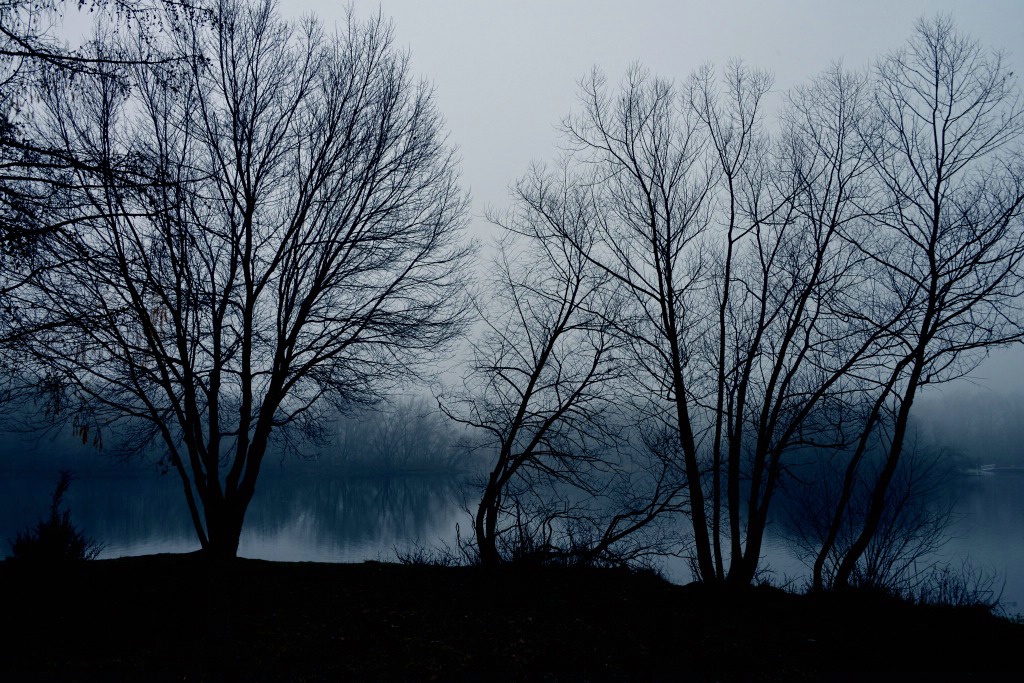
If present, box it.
[832,358,925,589]
[475,469,502,567]
[203,499,245,559]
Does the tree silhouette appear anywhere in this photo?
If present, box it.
[496,17,1024,587]
[7,0,471,558]
[822,16,1024,589]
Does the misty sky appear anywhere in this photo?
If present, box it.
[304,1,1024,223]
[307,1,1024,397]
[62,1,1024,394]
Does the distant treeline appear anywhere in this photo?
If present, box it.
[914,391,1024,467]
[0,395,476,477]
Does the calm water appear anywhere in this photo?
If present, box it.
[1,462,1021,612]
[0,467,469,562]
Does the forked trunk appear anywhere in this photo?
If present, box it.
[202,496,250,559]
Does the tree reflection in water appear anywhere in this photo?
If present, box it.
[0,470,469,562]
[2,464,1022,609]
[240,474,468,561]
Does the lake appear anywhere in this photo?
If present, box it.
[1,458,1021,613]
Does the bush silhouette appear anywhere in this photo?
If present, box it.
[8,470,102,562]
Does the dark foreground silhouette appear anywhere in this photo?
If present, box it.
[0,554,1020,680]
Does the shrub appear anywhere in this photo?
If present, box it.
[911,560,1002,611]
[8,470,102,563]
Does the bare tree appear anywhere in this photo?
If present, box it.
[456,16,1022,590]
[0,1,183,71]
[1,1,195,346]
[556,66,725,579]
[545,63,881,586]
[689,61,901,586]
[0,0,183,228]
[441,166,685,567]
[790,428,957,593]
[9,0,471,558]
[686,61,772,581]
[819,16,1024,589]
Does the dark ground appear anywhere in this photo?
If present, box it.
[0,554,1020,681]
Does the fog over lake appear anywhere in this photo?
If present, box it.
[2,394,1022,612]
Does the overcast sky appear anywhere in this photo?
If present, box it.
[296,0,1024,225]
[64,1,1024,393]
[312,1,1024,395]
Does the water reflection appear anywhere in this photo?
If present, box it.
[1,465,1020,611]
[0,469,469,563]
[941,474,1024,611]
[238,473,467,561]
[1,470,196,555]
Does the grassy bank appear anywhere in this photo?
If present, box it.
[1,554,1020,680]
